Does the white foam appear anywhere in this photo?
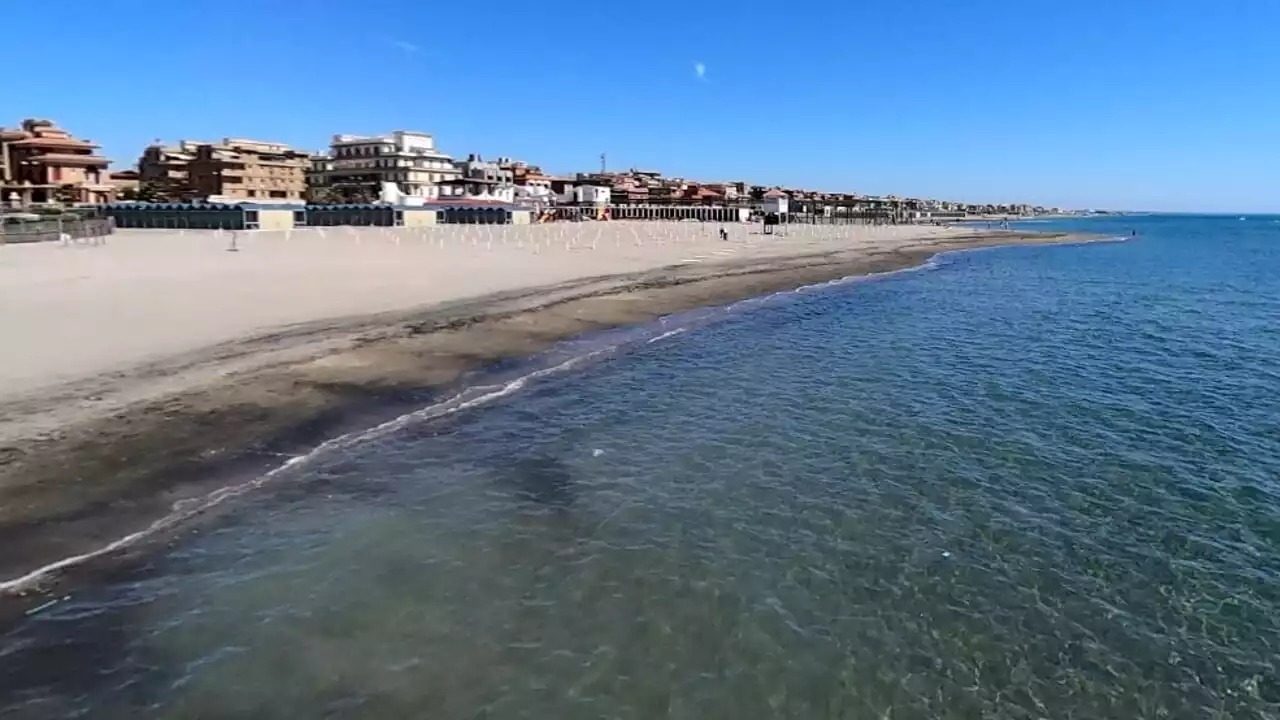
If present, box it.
[646,327,689,344]
[0,348,614,596]
[1,236,1109,595]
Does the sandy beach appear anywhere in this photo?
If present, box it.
[0,221,1094,607]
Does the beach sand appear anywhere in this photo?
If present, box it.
[0,221,1093,607]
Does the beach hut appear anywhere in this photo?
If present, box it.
[762,189,789,216]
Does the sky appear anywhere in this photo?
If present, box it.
[6,0,1280,212]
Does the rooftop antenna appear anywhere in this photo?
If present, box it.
[600,153,606,174]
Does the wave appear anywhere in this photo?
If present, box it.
[0,235,1118,595]
[0,308,717,595]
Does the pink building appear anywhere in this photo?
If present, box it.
[0,118,114,205]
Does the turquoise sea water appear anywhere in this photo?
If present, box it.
[3,215,1280,718]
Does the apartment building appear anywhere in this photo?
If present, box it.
[108,169,140,195]
[0,118,114,205]
[457,154,515,184]
[139,141,199,182]
[187,138,309,201]
[133,140,202,201]
[308,131,460,203]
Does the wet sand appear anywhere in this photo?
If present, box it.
[0,224,1096,615]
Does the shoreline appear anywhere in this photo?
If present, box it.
[0,229,1103,618]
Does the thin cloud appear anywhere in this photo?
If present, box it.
[391,40,420,53]
[694,62,707,81]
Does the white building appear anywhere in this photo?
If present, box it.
[762,189,789,215]
[522,175,552,192]
[432,153,519,203]
[457,154,515,185]
[307,130,460,202]
[572,185,611,205]
[438,177,515,204]
[514,184,555,209]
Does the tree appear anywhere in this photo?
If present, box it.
[308,187,345,205]
[118,187,140,201]
[341,187,376,205]
[135,178,184,203]
[53,184,80,206]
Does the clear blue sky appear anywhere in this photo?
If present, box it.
[7,0,1280,212]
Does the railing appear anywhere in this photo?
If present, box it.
[0,216,115,244]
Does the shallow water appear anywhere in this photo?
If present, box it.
[4,215,1280,718]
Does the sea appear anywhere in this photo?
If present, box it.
[3,214,1279,719]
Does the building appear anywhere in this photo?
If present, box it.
[506,160,561,209]
[308,131,460,203]
[187,138,309,201]
[104,200,534,230]
[441,154,516,203]
[438,177,515,203]
[458,154,515,185]
[504,160,553,190]
[108,170,140,196]
[700,183,741,204]
[572,185,612,205]
[608,175,651,205]
[648,180,686,205]
[683,184,726,205]
[513,184,556,209]
[0,118,114,205]
[762,189,789,215]
[137,141,201,199]
[307,153,330,176]
[139,141,199,183]
[105,201,302,230]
